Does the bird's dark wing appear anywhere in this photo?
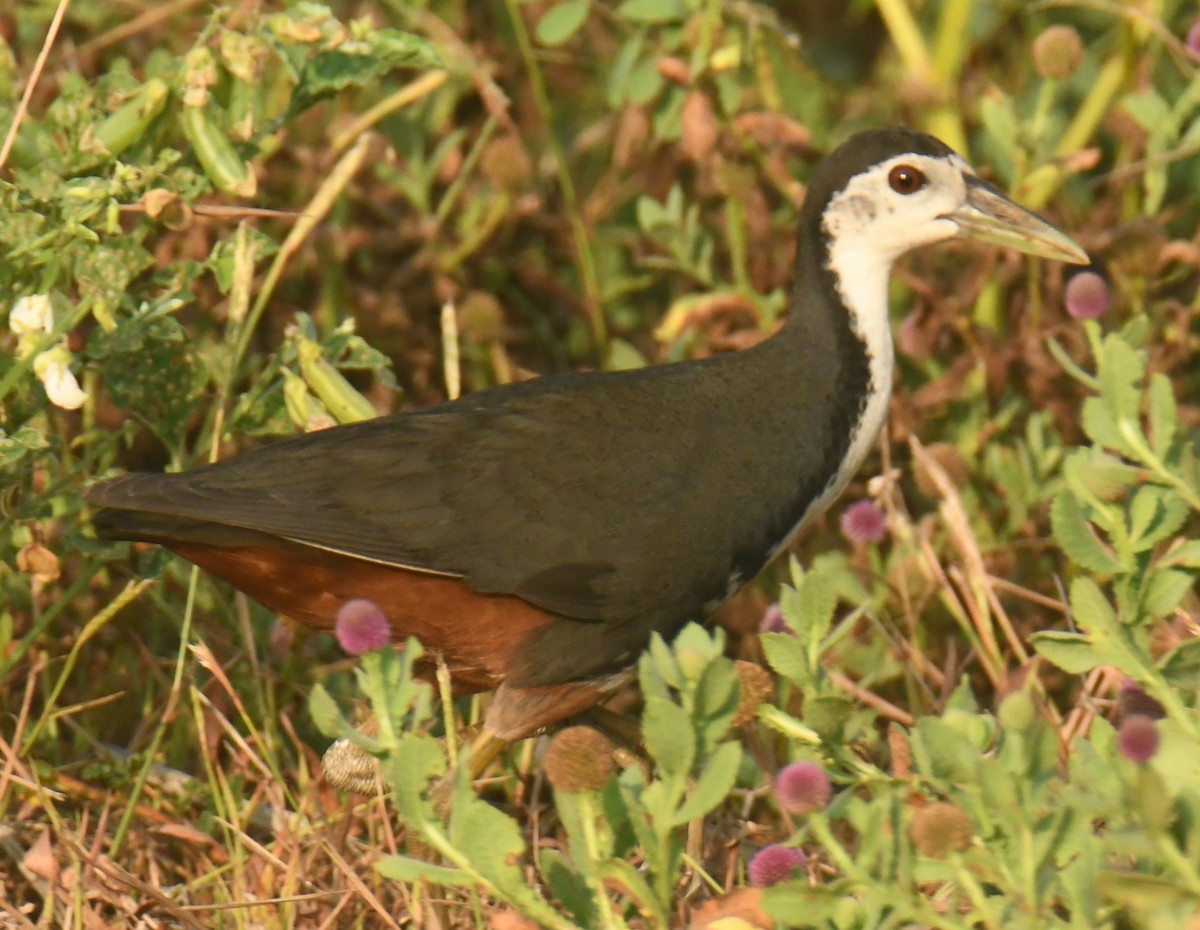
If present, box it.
[88,369,720,623]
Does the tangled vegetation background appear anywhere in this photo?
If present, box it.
[2,1,1199,927]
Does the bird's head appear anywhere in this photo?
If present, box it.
[804,128,1088,268]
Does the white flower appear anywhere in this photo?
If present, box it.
[33,346,89,410]
[9,294,54,336]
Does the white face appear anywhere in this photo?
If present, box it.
[821,153,974,263]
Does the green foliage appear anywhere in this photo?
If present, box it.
[1034,322,1200,735]
[317,626,743,930]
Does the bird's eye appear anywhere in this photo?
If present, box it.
[888,165,925,195]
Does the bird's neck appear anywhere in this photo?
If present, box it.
[772,212,897,517]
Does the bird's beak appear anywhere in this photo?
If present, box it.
[948,175,1089,265]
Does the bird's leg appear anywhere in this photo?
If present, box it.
[322,679,626,794]
[585,703,645,752]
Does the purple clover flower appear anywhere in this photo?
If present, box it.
[1117,715,1159,764]
[748,844,806,887]
[840,499,886,546]
[335,598,391,655]
[775,761,832,814]
[1065,271,1110,320]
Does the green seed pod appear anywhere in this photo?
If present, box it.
[220,31,270,142]
[997,691,1038,732]
[225,77,258,142]
[90,77,169,159]
[297,338,376,424]
[180,102,257,198]
[282,368,331,431]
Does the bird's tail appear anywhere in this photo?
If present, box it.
[86,473,262,547]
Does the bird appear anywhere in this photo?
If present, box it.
[87,127,1087,783]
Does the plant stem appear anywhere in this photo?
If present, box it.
[109,566,199,856]
[502,0,606,357]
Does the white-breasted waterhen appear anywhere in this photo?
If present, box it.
[88,128,1087,783]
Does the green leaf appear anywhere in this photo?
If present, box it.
[1162,540,1200,568]
[73,239,153,309]
[597,858,671,928]
[1098,334,1145,424]
[693,657,739,751]
[1080,396,1128,454]
[642,696,695,776]
[617,0,687,23]
[92,315,206,455]
[1148,717,1200,794]
[1146,372,1179,457]
[606,34,644,106]
[671,741,741,825]
[451,797,527,892]
[1158,639,1200,688]
[625,55,664,105]
[385,733,445,820]
[757,704,821,743]
[760,631,810,687]
[1123,89,1172,132]
[912,716,981,783]
[643,633,681,696]
[1062,448,1139,502]
[1129,492,1189,553]
[539,849,596,926]
[763,880,855,924]
[1127,486,1163,546]
[0,426,49,468]
[605,337,647,371]
[979,92,1020,167]
[804,694,854,741]
[1099,870,1198,910]
[1050,493,1122,573]
[535,0,590,46]
[793,568,837,651]
[1031,631,1103,675]
[307,683,351,738]
[1141,569,1194,619]
[1070,577,1119,634]
[376,855,471,886]
[290,34,439,113]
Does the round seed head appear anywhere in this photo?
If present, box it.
[1117,715,1159,764]
[334,598,391,655]
[732,661,775,727]
[911,802,973,857]
[748,844,806,887]
[774,761,832,814]
[544,726,615,792]
[1033,25,1084,79]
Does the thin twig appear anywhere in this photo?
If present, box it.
[0,0,71,170]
